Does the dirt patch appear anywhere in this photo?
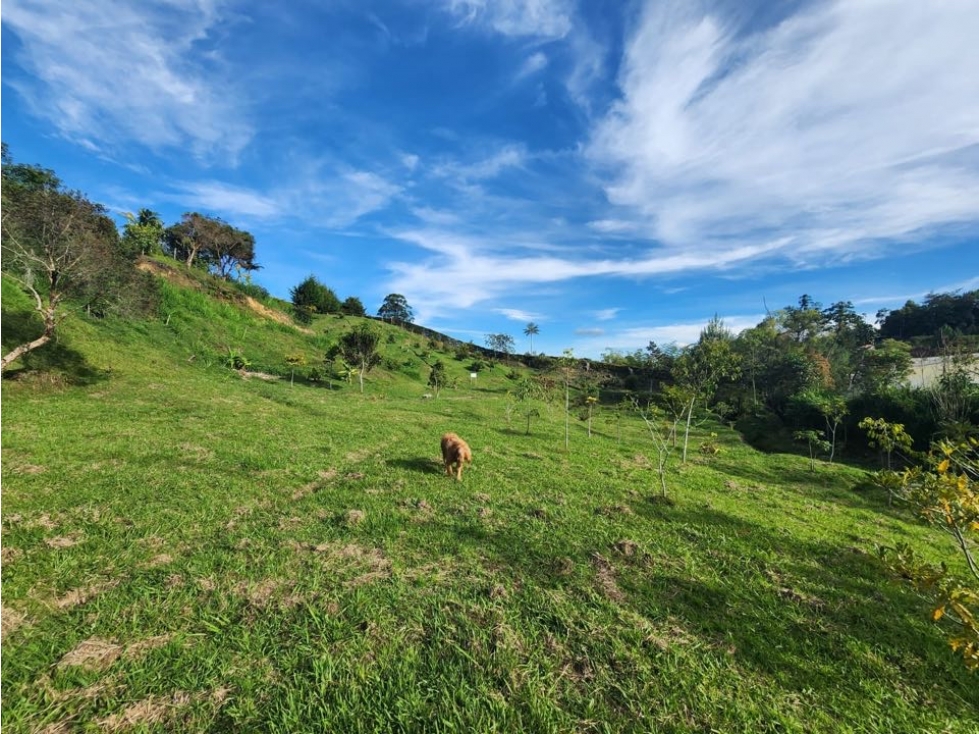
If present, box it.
[596,504,634,516]
[613,539,640,557]
[591,553,625,602]
[235,579,282,607]
[291,481,321,501]
[345,509,366,526]
[237,369,280,381]
[57,637,123,671]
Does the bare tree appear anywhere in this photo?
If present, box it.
[1,172,120,370]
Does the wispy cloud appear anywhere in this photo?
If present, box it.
[3,0,253,161]
[444,0,572,39]
[576,315,764,353]
[494,308,543,322]
[166,167,401,228]
[593,308,621,321]
[433,144,529,182]
[588,0,979,260]
[516,51,549,81]
[384,227,790,321]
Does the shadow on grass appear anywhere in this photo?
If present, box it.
[1,309,107,386]
[627,503,978,711]
[389,457,443,476]
[708,452,908,520]
[434,498,978,719]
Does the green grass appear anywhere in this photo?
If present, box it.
[2,273,978,733]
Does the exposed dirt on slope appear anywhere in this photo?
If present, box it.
[137,258,306,330]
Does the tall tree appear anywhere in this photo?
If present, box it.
[524,322,540,353]
[378,293,414,322]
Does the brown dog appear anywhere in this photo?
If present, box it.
[440,432,472,481]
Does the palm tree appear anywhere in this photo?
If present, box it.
[524,322,540,354]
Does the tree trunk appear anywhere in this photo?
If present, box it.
[0,308,57,371]
[682,396,696,463]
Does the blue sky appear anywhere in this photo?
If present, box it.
[3,0,978,358]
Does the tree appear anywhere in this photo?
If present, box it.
[285,353,307,386]
[790,390,848,463]
[486,333,515,363]
[524,322,540,353]
[859,417,914,470]
[161,212,258,278]
[339,323,382,393]
[340,296,366,316]
[673,317,741,462]
[793,430,831,472]
[291,276,341,323]
[428,360,447,399]
[210,225,258,280]
[876,438,979,671]
[634,398,677,499]
[120,208,165,259]
[781,294,827,342]
[378,293,414,322]
[1,150,144,369]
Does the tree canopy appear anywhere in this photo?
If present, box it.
[378,293,414,322]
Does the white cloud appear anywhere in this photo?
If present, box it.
[444,0,572,39]
[593,308,620,321]
[3,0,253,161]
[576,315,764,353]
[171,181,280,219]
[384,227,790,322]
[587,219,635,234]
[516,51,549,81]
[434,144,528,182]
[167,167,401,227]
[494,308,543,322]
[589,0,979,260]
[401,153,420,171]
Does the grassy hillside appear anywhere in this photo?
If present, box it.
[2,269,977,733]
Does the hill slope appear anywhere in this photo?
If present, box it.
[2,269,977,733]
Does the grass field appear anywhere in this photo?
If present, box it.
[2,273,978,733]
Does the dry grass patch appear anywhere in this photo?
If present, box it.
[45,533,85,549]
[57,638,123,671]
[143,553,174,568]
[2,546,24,564]
[97,692,192,732]
[52,580,120,610]
[1,604,28,641]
